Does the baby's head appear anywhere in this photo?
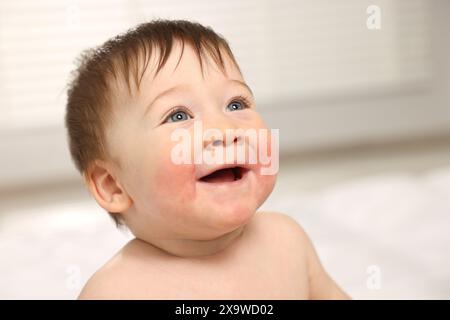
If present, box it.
[66,20,277,246]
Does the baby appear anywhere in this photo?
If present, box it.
[66,19,350,300]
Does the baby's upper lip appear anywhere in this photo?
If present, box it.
[195,162,252,180]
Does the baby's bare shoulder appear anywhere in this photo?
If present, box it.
[77,260,125,299]
[248,211,311,264]
[256,212,351,299]
[77,239,154,300]
[254,211,309,244]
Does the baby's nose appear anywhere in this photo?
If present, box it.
[202,116,242,148]
[203,133,240,150]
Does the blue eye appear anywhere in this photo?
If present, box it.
[227,101,245,111]
[165,109,191,123]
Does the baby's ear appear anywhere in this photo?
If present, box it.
[84,160,132,213]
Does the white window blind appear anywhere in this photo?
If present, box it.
[0,0,431,130]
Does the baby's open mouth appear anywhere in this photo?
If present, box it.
[198,166,249,184]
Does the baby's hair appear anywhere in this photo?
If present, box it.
[65,19,241,227]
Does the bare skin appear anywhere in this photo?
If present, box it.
[78,212,350,299]
[80,40,350,300]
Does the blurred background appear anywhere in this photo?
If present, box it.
[1,0,449,299]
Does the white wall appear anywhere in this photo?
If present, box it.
[260,0,450,153]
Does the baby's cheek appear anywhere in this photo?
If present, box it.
[253,126,278,205]
[257,172,277,200]
[152,158,196,204]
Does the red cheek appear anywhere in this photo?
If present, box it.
[253,128,278,201]
[153,157,197,203]
[254,128,278,169]
[259,129,273,157]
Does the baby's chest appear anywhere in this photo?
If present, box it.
[203,263,309,299]
[147,251,309,299]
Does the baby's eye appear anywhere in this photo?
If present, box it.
[227,101,245,112]
[226,97,251,112]
[164,108,192,123]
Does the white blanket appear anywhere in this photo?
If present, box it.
[1,166,449,299]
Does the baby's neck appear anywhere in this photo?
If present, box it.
[141,226,246,258]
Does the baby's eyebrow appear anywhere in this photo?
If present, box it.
[229,79,254,97]
[143,79,253,117]
[143,85,187,117]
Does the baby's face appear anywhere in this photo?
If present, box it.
[107,41,277,241]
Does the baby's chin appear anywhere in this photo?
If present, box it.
[202,201,257,233]
[193,174,276,232]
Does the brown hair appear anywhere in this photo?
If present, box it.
[65,19,241,227]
